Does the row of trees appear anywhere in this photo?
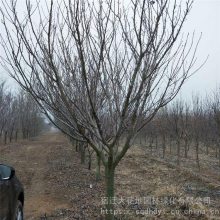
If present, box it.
[139,91,220,168]
[0,81,45,144]
[76,90,220,181]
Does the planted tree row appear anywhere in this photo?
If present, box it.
[139,90,220,168]
[0,82,45,144]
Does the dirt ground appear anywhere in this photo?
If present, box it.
[0,132,220,219]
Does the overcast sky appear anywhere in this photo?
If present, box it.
[0,0,219,99]
[177,0,220,99]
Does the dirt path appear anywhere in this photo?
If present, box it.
[23,133,72,219]
[1,133,64,218]
[0,132,104,219]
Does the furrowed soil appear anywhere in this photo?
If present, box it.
[0,132,220,219]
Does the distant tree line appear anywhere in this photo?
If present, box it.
[138,88,220,168]
[0,81,45,144]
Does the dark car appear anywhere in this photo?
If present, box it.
[0,164,24,220]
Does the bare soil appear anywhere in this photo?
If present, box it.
[0,132,220,219]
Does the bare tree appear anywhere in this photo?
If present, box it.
[202,95,215,155]
[167,99,185,166]
[212,88,220,167]
[168,99,191,159]
[0,0,204,218]
[155,107,169,158]
[182,102,191,158]
[191,94,204,170]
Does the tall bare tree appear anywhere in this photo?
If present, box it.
[212,88,220,167]
[191,94,205,170]
[0,0,204,218]
[167,99,185,166]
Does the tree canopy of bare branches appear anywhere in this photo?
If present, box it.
[0,0,203,218]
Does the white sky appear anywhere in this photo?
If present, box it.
[0,0,219,99]
[178,0,220,99]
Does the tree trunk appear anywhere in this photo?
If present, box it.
[218,147,220,167]
[150,141,153,155]
[105,163,115,220]
[169,135,172,154]
[96,153,101,181]
[88,149,92,170]
[88,156,92,170]
[195,140,200,170]
[206,143,209,155]
[9,125,14,143]
[4,131,7,145]
[162,135,166,159]
[184,138,188,158]
[15,130,18,142]
[0,127,3,138]
[76,141,78,152]
[177,139,180,166]
[80,143,85,164]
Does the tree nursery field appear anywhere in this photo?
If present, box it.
[0,131,220,220]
